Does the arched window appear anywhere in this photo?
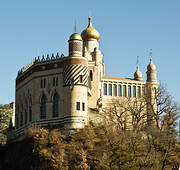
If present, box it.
[128,85,131,97]
[108,84,112,96]
[53,93,59,117]
[142,86,145,96]
[118,85,122,96]
[103,83,107,96]
[123,85,126,97]
[25,109,27,124]
[113,84,117,96]
[137,86,141,98]
[40,95,46,119]
[133,86,136,98]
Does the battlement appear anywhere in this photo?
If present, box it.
[17,53,65,77]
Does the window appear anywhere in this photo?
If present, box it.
[20,112,23,127]
[108,84,112,96]
[128,85,131,97]
[90,70,93,81]
[103,83,107,96]
[76,102,80,110]
[25,109,27,124]
[137,86,141,98]
[29,106,32,122]
[53,77,58,86]
[41,79,46,88]
[80,75,83,83]
[118,84,122,96]
[133,86,136,98]
[16,114,19,129]
[142,86,145,96]
[82,102,85,111]
[123,85,126,97]
[113,84,117,96]
[153,87,156,97]
[56,77,58,86]
[53,93,59,117]
[53,77,55,86]
[40,95,46,119]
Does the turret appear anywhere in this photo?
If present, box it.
[63,32,88,129]
[146,58,157,82]
[134,65,143,81]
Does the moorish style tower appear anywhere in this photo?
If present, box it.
[63,32,88,128]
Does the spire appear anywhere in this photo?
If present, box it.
[74,20,78,33]
[88,16,92,27]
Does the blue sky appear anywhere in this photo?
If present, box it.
[0,0,180,104]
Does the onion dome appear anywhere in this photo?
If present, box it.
[69,33,82,40]
[134,65,143,81]
[147,58,156,71]
[81,16,100,41]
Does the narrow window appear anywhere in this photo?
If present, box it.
[53,77,55,87]
[76,102,80,110]
[80,75,83,83]
[29,106,32,122]
[41,80,43,88]
[82,102,85,111]
[40,95,46,119]
[123,85,127,97]
[44,79,46,88]
[142,86,145,96]
[25,109,27,124]
[103,83,107,96]
[16,114,19,129]
[90,70,93,81]
[153,87,156,96]
[118,84,122,96]
[108,84,112,96]
[56,77,58,86]
[133,86,136,98]
[128,85,131,97]
[53,93,59,117]
[20,112,23,127]
[113,84,117,96]
[137,86,141,98]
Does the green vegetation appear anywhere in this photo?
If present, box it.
[0,104,13,145]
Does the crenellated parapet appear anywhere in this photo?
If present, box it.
[17,53,65,77]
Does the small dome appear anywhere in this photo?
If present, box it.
[134,65,143,81]
[69,33,82,40]
[81,16,100,41]
[147,58,156,71]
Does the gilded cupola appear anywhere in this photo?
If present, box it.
[69,33,82,40]
[81,16,100,41]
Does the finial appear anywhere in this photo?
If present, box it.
[74,20,78,33]
[149,49,152,59]
[88,16,92,27]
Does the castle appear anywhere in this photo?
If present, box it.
[14,16,159,137]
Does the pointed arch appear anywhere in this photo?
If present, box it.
[40,94,46,119]
[53,92,59,117]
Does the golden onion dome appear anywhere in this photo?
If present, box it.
[69,33,82,40]
[147,58,156,71]
[81,16,100,41]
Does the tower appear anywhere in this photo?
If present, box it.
[63,32,88,129]
[81,16,103,109]
[146,57,159,124]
